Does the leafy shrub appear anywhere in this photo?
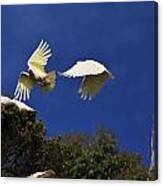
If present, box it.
[1,103,46,177]
[1,102,156,180]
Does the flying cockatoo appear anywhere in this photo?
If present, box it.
[14,40,56,101]
[60,59,114,100]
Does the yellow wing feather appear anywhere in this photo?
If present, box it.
[14,72,34,101]
[78,71,110,100]
[28,40,52,78]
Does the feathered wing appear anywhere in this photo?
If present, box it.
[61,60,108,77]
[28,40,52,78]
[60,59,114,100]
[14,72,34,101]
[79,71,110,100]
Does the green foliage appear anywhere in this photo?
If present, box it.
[1,102,156,180]
[1,103,46,177]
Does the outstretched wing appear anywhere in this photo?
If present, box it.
[79,71,110,100]
[60,59,114,100]
[28,40,52,78]
[14,72,34,101]
[61,60,109,78]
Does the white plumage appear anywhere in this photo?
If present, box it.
[61,59,114,100]
[14,40,56,101]
[14,42,113,102]
[61,60,108,77]
[28,39,52,78]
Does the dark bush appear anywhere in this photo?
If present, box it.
[1,101,156,180]
[1,103,46,177]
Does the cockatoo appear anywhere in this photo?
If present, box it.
[14,40,56,101]
[60,59,114,100]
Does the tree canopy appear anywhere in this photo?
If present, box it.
[1,101,156,180]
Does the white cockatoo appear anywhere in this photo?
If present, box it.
[60,59,114,100]
[14,40,56,101]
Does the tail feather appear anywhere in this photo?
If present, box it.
[41,71,56,92]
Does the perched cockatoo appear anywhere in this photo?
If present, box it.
[14,40,56,101]
[60,59,114,100]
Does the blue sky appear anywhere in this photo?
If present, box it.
[1,2,156,165]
